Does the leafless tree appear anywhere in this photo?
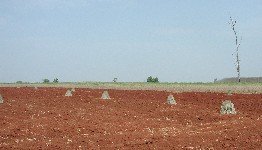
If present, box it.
[229,16,242,82]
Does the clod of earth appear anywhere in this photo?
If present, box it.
[0,94,3,103]
[65,90,73,97]
[101,91,110,100]
[166,94,176,105]
[220,100,237,114]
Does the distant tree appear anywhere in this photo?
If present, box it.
[113,78,117,82]
[43,79,50,83]
[154,77,159,82]
[147,76,153,82]
[16,81,23,84]
[147,76,159,83]
[229,16,242,82]
[53,78,59,83]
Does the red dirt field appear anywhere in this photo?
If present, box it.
[0,87,261,149]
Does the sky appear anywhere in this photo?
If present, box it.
[0,0,262,83]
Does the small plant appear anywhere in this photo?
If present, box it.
[166,94,177,105]
[53,78,59,83]
[43,79,50,83]
[220,100,237,114]
[101,91,110,100]
[147,76,159,83]
[0,94,3,104]
[65,89,73,97]
[65,88,76,97]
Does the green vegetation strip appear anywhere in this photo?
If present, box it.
[1,82,262,94]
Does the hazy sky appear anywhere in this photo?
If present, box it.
[1,0,262,83]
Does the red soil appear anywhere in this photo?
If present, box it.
[0,87,261,149]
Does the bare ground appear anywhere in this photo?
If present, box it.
[0,87,261,149]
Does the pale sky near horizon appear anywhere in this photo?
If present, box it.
[0,0,262,83]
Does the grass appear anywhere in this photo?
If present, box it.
[0,82,262,94]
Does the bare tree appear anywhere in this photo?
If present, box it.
[229,16,242,82]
